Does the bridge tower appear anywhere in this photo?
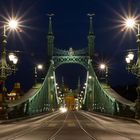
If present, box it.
[77,77,81,93]
[47,14,54,59]
[87,14,95,59]
[6,14,135,119]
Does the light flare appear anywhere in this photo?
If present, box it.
[59,107,67,113]
[8,19,18,29]
[125,18,136,29]
[100,64,106,70]
[128,52,134,60]
[37,64,43,70]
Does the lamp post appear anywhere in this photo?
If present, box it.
[0,19,19,117]
[99,63,108,84]
[0,19,19,81]
[124,18,140,119]
[34,64,43,85]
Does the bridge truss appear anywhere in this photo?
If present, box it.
[5,14,135,119]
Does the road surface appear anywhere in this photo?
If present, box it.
[0,111,140,140]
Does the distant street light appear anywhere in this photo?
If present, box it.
[100,64,106,70]
[99,63,108,84]
[37,64,43,70]
[34,64,43,85]
[124,17,140,118]
[88,75,92,79]
[50,76,54,80]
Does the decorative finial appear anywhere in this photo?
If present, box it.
[87,13,95,34]
[87,13,95,17]
[47,13,54,35]
[47,13,54,17]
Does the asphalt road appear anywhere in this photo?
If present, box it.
[0,111,140,140]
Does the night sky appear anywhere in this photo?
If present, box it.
[0,0,139,92]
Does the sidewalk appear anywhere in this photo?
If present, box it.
[85,111,140,124]
[0,111,60,124]
[135,119,140,124]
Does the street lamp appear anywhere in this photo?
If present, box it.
[99,63,108,84]
[34,64,43,85]
[127,52,134,60]
[88,75,92,79]
[124,17,140,119]
[0,20,19,88]
[125,51,135,72]
[9,53,18,64]
[124,18,136,29]
[0,18,19,117]
[12,55,18,65]
[8,53,18,74]
[8,19,18,30]
[50,76,54,80]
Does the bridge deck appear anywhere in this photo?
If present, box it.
[102,84,135,107]
[0,111,140,140]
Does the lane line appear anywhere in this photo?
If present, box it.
[74,112,98,140]
[79,111,135,140]
[47,112,69,140]
[4,112,63,140]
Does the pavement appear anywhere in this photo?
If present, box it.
[0,111,59,124]
[0,111,140,125]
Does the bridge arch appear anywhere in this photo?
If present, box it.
[52,56,90,70]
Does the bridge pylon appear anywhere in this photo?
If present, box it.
[4,14,136,119]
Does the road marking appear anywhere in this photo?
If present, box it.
[86,123,94,127]
[48,123,57,127]
[67,122,76,127]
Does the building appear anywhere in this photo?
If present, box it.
[7,83,24,101]
[64,90,75,111]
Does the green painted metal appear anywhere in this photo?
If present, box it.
[26,61,59,115]
[54,47,88,56]
[7,61,59,118]
[7,52,135,118]
[6,14,136,119]
[47,15,54,58]
[87,14,95,58]
[83,60,135,117]
[52,56,90,69]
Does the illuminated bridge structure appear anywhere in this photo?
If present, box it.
[7,14,135,118]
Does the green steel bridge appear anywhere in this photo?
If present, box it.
[6,14,135,119]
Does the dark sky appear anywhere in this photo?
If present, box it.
[0,0,139,91]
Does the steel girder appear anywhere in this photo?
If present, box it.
[52,56,90,69]
[83,61,135,117]
[7,62,59,118]
[7,54,135,118]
